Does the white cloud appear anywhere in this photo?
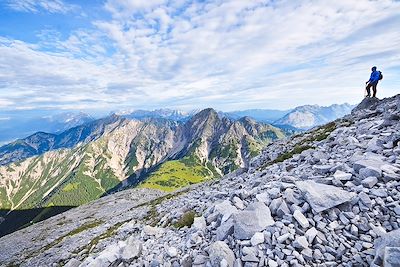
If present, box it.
[5,0,77,14]
[1,0,400,112]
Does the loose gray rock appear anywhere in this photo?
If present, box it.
[192,216,207,231]
[383,247,400,267]
[250,232,264,246]
[121,238,142,260]
[293,210,309,228]
[209,241,235,267]
[361,176,378,188]
[295,180,355,213]
[373,229,400,265]
[64,259,81,267]
[233,202,275,240]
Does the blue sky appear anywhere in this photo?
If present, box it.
[0,0,399,114]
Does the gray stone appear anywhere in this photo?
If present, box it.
[358,192,372,207]
[255,192,270,203]
[250,232,264,246]
[333,170,352,181]
[215,200,238,222]
[305,227,318,243]
[295,180,355,213]
[293,236,308,249]
[268,188,281,199]
[373,229,400,266]
[293,210,309,228]
[217,218,234,241]
[233,202,275,240]
[269,198,282,214]
[276,200,290,217]
[353,159,385,172]
[267,259,278,267]
[64,259,81,267]
[143,225,164,236]
[121,238,142,260]
[193,216,207,231]
[277,233,291,243]
[242,253,259,262]
[361,176,378,188]
[359,167,382,178]
[233,197,245,210]
[384,247,400,267]
[313,165,333,174]
[209,241,235,267]
[167,247,178,258]
[371,188,388,197]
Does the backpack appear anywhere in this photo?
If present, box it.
[379,71,383,80]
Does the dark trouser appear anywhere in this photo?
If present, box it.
[366,81,378,97]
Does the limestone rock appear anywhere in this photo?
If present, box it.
[233,202,275,240]
[293,210,309,228]
[295,180,355,213]
[209,241,235,267]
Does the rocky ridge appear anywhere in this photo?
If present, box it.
[0,95,399,267]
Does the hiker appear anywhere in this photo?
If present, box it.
[365,66,382,98]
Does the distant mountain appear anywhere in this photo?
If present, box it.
[117,108,197,121]
[0,111,94,145]
[224,109,291,123]
[0,115,123,166]
[0,109,285,214]
[274,103,354,129]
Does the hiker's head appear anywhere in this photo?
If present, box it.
[372,66,377,71]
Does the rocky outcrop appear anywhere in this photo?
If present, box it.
[0,95,399,266]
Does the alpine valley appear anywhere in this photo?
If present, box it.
[0,108,286,236]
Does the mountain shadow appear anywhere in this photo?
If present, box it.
[0,206,75,238]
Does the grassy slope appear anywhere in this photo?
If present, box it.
[139,155,217,192]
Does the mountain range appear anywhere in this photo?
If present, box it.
[0,103,353,146]
[0,108,285,235]
[0,111,94,146]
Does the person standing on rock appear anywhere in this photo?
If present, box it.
[365,66,382,98]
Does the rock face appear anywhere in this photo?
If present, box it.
[0,94,399,267]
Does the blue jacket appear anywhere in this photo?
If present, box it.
[369,70,380,83]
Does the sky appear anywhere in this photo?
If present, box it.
[0,0,399,114]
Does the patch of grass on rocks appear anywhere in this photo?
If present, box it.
[172,210,196,229]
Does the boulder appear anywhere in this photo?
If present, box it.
[295,180,355,213]
[353,159,385,173]
[383,247,400,267]
[209,241,235,267]
[215,200,238,222]
[121,237,142,260]
[361,176,378,188]
[233,202,275,240]
[217,218,234,241]
[373,229,400,266]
